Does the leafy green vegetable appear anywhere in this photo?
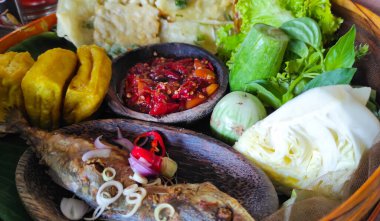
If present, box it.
[284,0,343,40]
[324,26,356,71]
[275,23,358,106]
[286,40,309,58]
[216,0,341,60]
[236,0,294,33]
[280,17,322,50]
[0,136,32,221]
[216,25,245,62]
[230,19,360,109]
[216,0,361,109]
[302,68,357,92]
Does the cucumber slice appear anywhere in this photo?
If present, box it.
[229,23,289,92]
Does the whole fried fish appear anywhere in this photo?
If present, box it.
[3,112,255,221]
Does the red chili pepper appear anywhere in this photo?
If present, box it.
[133,131,166,156]
[131,131,166,173]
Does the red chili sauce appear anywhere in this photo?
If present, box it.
[124,57,219,116]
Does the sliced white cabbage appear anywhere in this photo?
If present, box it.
[56,0,95,47]
[234,85,380,199]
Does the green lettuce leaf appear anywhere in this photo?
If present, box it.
[237,0,294,33]
[216,25,245,62]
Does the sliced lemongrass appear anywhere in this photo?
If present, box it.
[129,172,148,184]
[123,201,142,218]
[94,135,111,149]
[102,167,116,181]
[144,178,162,186]
[136,187,147,199]
[96,180,123,207]
[82,149,111,162]
[123,184,139,196]
[126,187,147,204]
[60,198,89,220]
[101,191,111,199]
[154,203,175,221]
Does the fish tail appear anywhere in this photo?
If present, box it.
[0,100,29,135]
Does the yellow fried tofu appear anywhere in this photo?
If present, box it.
[63,45,111,125]
[0,52,34,109]
[21,48,77,129]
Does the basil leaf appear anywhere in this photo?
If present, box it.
[280,17,322,50]
[302,68,357,92]
[287,40,309,58]
[324,26,356,71]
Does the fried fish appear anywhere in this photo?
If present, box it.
[3,113,255,221]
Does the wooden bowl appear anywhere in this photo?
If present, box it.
[107,43,229,124]
[16,119,279,221]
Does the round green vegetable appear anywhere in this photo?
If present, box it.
[210,91,267,144]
